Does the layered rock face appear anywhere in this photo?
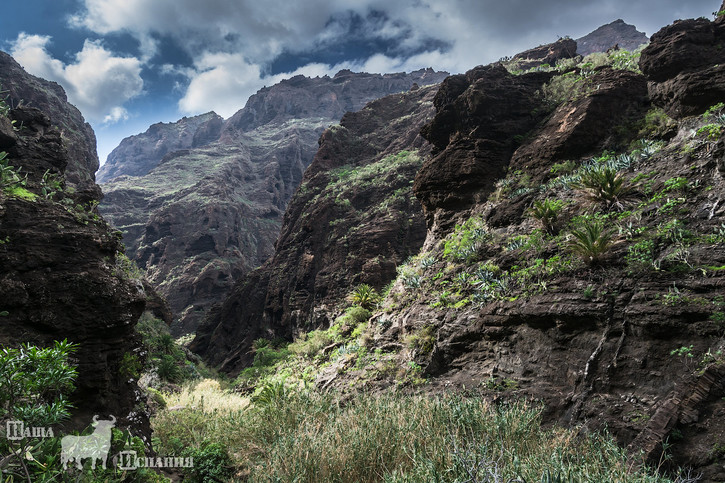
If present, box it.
[0,65,149,434]
[191,85,438,370]
[0,52,100,194]
[97,111,223,182]
[100,69,448,335]
[575,19,649,56]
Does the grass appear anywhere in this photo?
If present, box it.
[163,379,249,413]
[152,390,680,482]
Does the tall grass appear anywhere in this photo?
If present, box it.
[152,389,679,482]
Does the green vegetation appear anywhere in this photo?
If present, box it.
[568,219,615,265]
[346,283,380,310]
[529,198,563,233]
[573,165,637,211]
[152,389,681,482]
[0,341,162,482]
[443,216,491,261]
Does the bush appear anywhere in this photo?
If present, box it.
[569,220,615,265]
[288,330,334,358]
[347,283,380,310]
[529,199,563,234]
[573,166,636,211]
[184,441,233,483]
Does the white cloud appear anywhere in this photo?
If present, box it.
[10,33,144,123]
[103,106,130,124]
[68,0,719,120]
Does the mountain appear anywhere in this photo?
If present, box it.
[575,19,649,56]
[0,56,159,435]
[96,111,223,182]
[99,69,449,335]
[0,52,100,195]
[193,12,725,480]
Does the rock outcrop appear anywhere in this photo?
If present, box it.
[100,69,449,335]
[97,112,223,182]
[0,52,100,194]
[575,19,649,56]
[640,14,725,118]
[0,61,149,435]
[191,84,438,370]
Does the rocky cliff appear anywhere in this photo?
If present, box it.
[0,60,151,434]
[0,52,100,194]
[100,69,448,335]
[97,111,223,182]
[575,19,649,56]
[191,84,438,370]
[195,12,725,479]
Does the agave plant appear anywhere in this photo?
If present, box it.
[569,220,615,265]
[573,166,636,211]
[347,283,380,310]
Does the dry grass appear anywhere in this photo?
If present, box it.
[162,378,249,413]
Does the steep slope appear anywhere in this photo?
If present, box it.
[196,12,725,479]
[100,69,448,335]
[97,111,223,182]
[191,84,439,370]
[0,61,151,434]
[575,19,649,56]
[0,52,100,194]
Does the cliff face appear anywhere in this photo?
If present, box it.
[100,69,449,335]
[196,14,725,479]
[97,111,223,182]
[0,52,100,195]
[191,85,438,370]
[575,19,649,56]
[0,60,149,434]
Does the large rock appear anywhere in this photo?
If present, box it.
[415,65,554,234]
[640,16,725,117]
[191,85,438,371]
[100,69,449,335]
[0,52,99,193]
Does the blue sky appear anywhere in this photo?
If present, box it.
[0,0,720,167]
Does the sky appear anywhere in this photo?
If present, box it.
[0,1,720,167]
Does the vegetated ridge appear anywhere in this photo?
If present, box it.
[194,11,725,480]
[99,69,449,336]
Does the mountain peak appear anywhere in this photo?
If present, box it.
[576,19,649,56]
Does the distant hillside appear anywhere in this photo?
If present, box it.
[576,19,649,56]
[99,69,449,335]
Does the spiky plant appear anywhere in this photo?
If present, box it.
[569,220,615,265]
[573,166,636,211]
[347,283,380,310]
[529,198,563,234]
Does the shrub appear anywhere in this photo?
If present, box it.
[0,340,78,481]
[529,198,563,233]
[0,151,26,190]
[569,220,615,265]
[347,283,380,310]
[156,354,182,383]
[288,330,334,358]
[573,166,636,211]
[184,440,233,483]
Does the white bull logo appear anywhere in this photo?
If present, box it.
[61,415,116,470]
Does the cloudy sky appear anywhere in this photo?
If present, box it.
[0,0,720,166]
